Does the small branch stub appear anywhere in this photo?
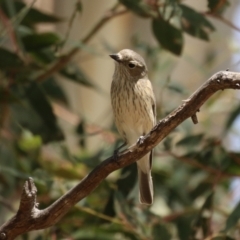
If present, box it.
[0,233,6,240]
[191,113,198,124]
[1,70,240,239]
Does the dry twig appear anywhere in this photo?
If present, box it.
[1,70,240,239]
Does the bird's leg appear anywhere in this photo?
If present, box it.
[113,142,127,160]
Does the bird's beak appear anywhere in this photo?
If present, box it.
[109,54,122,62]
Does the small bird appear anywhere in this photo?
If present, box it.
[110,49,156,205]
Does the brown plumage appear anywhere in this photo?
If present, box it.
[110,49,156,205]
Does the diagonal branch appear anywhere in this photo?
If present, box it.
[1,70,240,239]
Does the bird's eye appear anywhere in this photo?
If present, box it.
[128,63,136,68]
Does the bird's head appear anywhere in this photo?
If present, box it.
[110,49,148,79]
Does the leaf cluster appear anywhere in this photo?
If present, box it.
[0,0,240,239]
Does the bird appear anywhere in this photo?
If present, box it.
[110,49,156,205]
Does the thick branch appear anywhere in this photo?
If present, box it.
[1,71,240,239]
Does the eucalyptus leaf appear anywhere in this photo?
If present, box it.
[224,104,240,131]
[60,64,96,88]
[152,18,183,55]
[25,82,64,142]
[207,0,230,15]
[224,201,240,232]
[176,134,204,147]
[180,4,215,41]
[22,32,61,51]
[119,0,153,17]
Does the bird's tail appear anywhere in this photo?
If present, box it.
[137,152,153,205]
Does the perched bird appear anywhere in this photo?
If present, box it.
[110,49,156,205]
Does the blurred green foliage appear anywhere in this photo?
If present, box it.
[0,0,240,239]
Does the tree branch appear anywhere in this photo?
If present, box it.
[35,4,127,83]
[1,70,240,239]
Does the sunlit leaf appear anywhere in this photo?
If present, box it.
[17,129,42,152]
[224,201,240,232]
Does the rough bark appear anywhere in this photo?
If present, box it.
[0,70,239,239]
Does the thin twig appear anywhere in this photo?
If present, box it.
[35,4,127,83]
[204,12,240,33]
[164,151,237,178]
[0,7,19,54]
[1,70,240,239]
[0,196,15,213]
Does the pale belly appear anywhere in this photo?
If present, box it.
[112,87,155,145]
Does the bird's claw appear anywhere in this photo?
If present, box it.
[113,149,119,161]
[113,142,127,161]
[137,136,145,145]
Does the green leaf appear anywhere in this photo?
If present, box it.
[30,48,56,64]
[180,4,215,41]
[17,129,42,152]
[0,87,20,104]
[0,166,30,179]
[207,0,230,15]
[60,64,96,88]
[167,82,187,94]
[76,0,83,13]
[225,153,240,175]
[0,1,62,26]
[152,18,183,55]
[0,47,24,69]
[71,228,117,240]
[175,214,196,240]
[41,78,68,104]
[116,164,137,197]
[25,82,64,142]
[176,134,204,147]
[224,104,240,131]
[22,32,61,51]
[102,145,137,220]
[76,119,86,148]
[190,192,214,238]
[119,0,153,17]
[0,48,34,83]
[190,180,212,200]
[224,201,240,232]
[71,226,134,240]
[211,236,235,240]
[153,223,172,240]
[114,191,136,226]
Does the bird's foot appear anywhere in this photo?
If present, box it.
[113,142,127,161]
[113,149,119,161]
[137,136,145,145]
